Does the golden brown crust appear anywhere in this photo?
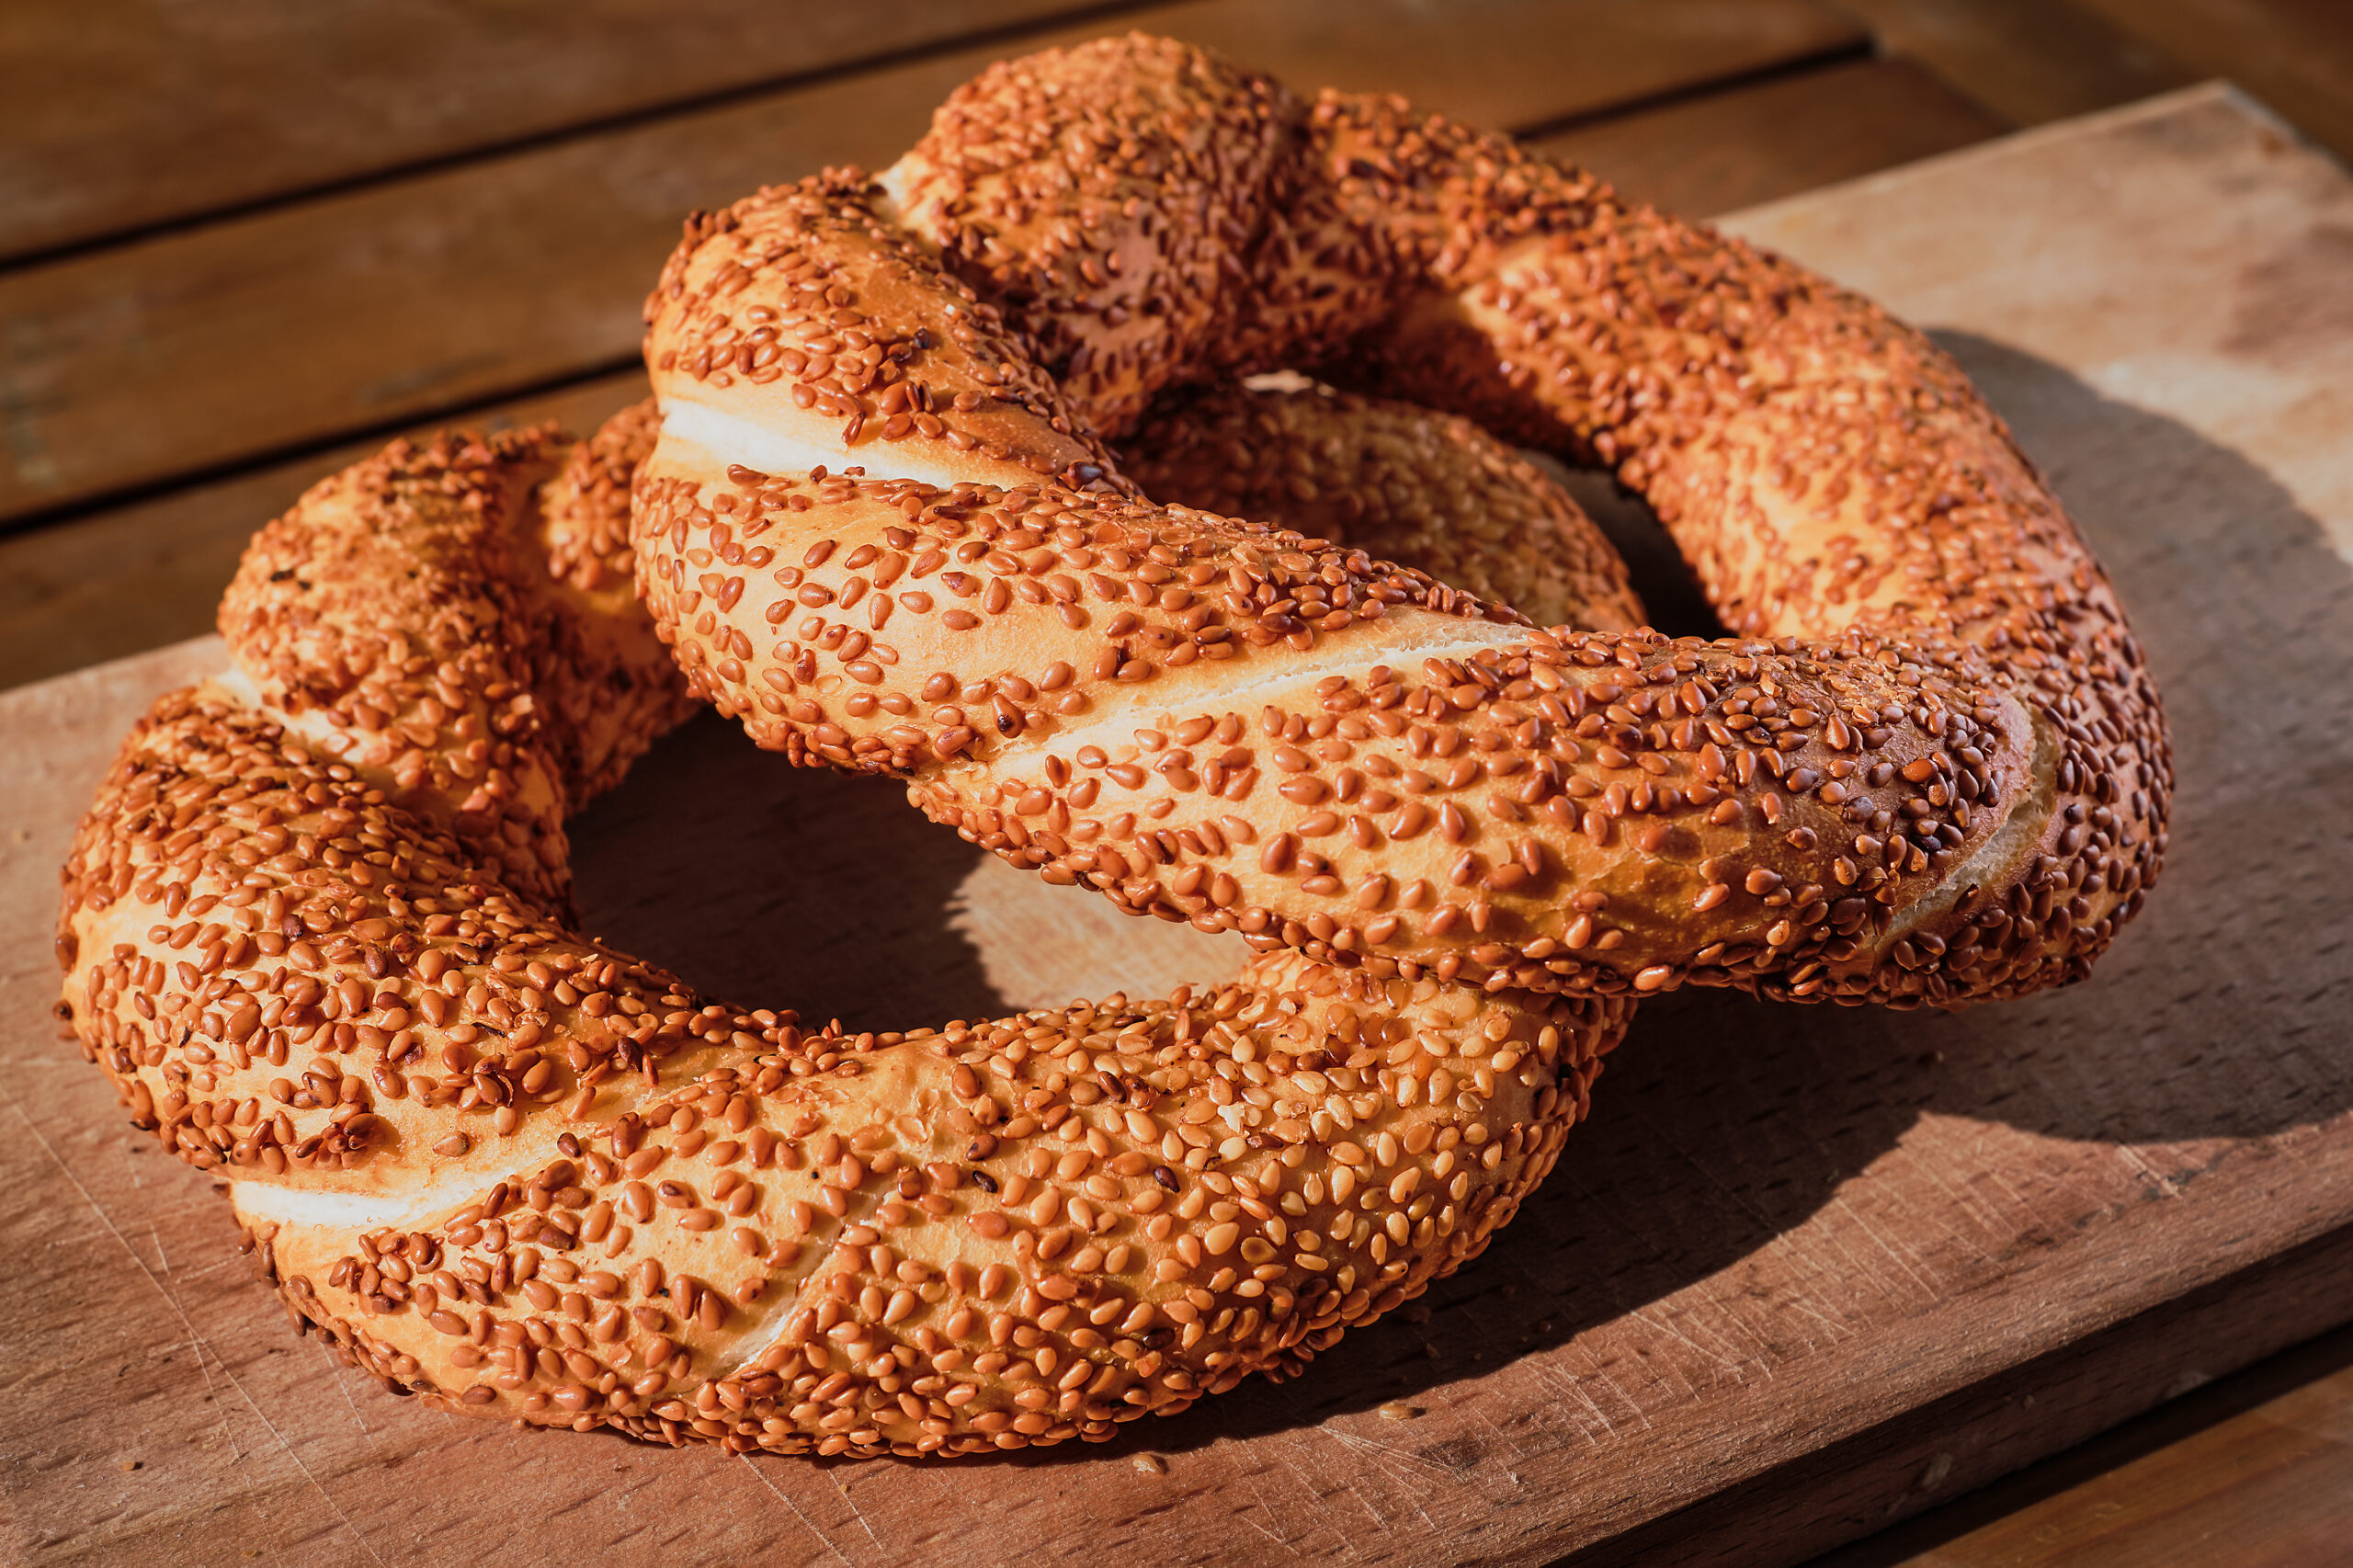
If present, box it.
[858,36,2168,1004]
[643,110,2162,1006]
[1283,91,2169,998]
[59,677,1613,1453]
[634,455,2005,1005]
[61,417,1626,1455]
[62,31,2170,1462]
[536,399,702,801]
[886,35,1292,437]
[1121,381,1644,632]
[215,424,694,905]
[642,176,1124,494]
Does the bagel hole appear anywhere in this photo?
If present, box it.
[565,711,1007,1029]
[566,712,1236,1033]
[1530,456,1725,639]
[1146,371,1720,637]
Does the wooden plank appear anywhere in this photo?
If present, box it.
[2,87,2350,1568]
[1528,57,2006,222]
[2066,0,2353,162]
[1934,1363,2353,1568]
[1723,85,2353,564]
[0,0,1109,265]
[1824,0,2195,126]
[1809,1320,2353,1565]
[0,372,647,691]
[0,0,1864,528]
[1579,1225,2353,1566]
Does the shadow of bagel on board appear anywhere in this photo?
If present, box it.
[563,334,2353,1470]
[568,708,1009,1031]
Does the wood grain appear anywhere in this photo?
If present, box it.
[1528,57,2005,222]
[0,40,1994,696]
[2,90,2349,1567]
[1941,1359,2353,1568]
[0,0,1864,527]
[1824,0,2194,126]
[1589,1222,2353,1567]
[0,371,648,691]
[1724,85,2353,565]
[0,0,1107,264]
[1812,1319,2353,1566]
[2067,0,2353,161]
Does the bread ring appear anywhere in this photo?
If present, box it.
[58,387,1629,1456]
[1122,381,1644,633]
[59,32,2168,1460]
[643,37,2166,1010]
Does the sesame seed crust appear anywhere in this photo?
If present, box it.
[886,36,1290,437]
[664,31,2165,1007]
[62,31,2170,1460]
[1122,381,1644,634]
[213,419,696,903]
[59,412,1628,1455]
[642,171,1125,495]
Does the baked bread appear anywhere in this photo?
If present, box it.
[57,32,2167,1460]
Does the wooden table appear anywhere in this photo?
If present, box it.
[5,6,2352,1565]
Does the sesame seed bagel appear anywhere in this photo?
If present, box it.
[58,401,1631,1456]
[641,33,2167,1009]
[56,29,2172,1463]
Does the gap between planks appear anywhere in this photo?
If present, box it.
[0,0,1153,267]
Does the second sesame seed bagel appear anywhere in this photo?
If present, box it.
[640,34,2167,1008]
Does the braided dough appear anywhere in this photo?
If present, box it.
[58,34,2168,1459]
[58,399,1626,1457]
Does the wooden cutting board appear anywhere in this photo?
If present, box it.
[4,84,2350,1568]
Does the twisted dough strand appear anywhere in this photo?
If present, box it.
[1122,382,1644,634]
[61,403,1626,1455]
[640,35,2165,1010]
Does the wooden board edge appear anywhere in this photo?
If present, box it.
[1714,79,2305,233]
[1551,1218,2353,1568]
[0,634,226,725]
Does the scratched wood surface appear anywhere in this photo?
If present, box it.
[3,84,2349,1566]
